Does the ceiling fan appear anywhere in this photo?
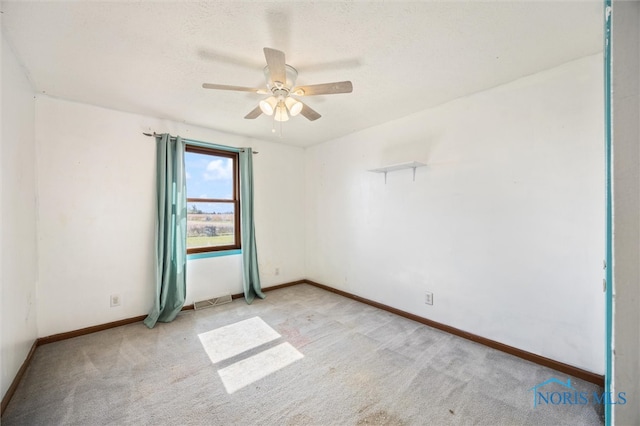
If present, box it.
[202,47,353,123]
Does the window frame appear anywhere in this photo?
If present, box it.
[185,144,241,254]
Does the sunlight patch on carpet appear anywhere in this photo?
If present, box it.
[198,317,281,364]
[218,342,304,394]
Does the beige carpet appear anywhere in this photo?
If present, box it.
[2,284,604,425]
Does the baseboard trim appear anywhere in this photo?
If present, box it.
[37,279,306,345]
[231,279,307,300]
[264,279,307,292]
[38,315,148,346]
[1,340,38,416]
[304,279,604,387]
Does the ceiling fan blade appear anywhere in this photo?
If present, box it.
[263,47,286,85]
[293,81,353,96]
[299,102,321,121]
[202,83,264,93]
[244,106,263,119]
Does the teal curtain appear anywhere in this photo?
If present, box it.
[144,134,187,328]
[240,148,265,304]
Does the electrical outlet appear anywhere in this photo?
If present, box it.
[425,292,433,305]
[275,268,280,276]
[110,294,121,307]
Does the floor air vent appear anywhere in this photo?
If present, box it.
[194,295,233,310]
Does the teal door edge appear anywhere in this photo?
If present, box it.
[603,1,613,425]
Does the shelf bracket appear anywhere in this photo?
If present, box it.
[412,166,417,182]
[384,171,388,184]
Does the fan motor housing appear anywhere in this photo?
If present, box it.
[264,64,298,91]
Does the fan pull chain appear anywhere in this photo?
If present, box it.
[270,116,283,137]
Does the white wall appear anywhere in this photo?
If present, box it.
[1,35,38,399]
[305,54,604,374]
[611,1,640,424]
[34,97,305,337]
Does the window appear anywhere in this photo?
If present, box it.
[185,145,240,254]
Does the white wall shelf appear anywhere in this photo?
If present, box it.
[368,161,426,183]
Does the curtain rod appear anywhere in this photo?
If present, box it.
[142,132,258,154]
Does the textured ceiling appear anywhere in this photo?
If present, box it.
[1,1,603,147]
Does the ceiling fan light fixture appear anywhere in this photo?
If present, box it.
[202,48,351,127]
[259,97,277,116]
[285,97,303,117]
[274,104,289,122]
